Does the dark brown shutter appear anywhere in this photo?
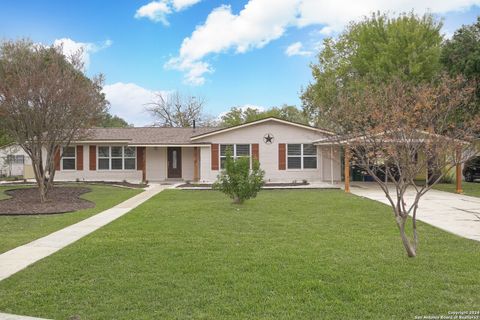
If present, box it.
[211,144,219,170]
[252,143,259,161]
[54,147,61,171]
[278,143,286,170]
[193,147,199,181]
[137,147,146,181]
[76,145,83,170]
[89,145,96,170]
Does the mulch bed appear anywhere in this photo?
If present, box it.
[0,187,94,215]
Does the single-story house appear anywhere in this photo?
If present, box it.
[0,145,29,178]
[0,117,342,183]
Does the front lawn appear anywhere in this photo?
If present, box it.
[0,184,142,254]
[434,182,480,197]
[0,190,478,319]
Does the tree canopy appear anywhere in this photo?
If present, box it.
[146,91,212,127]
[220,105,307,127]
[322,75,478,257]
[441,17,480,116]
[302,12,443,127]
[0,39,107,201]
[442,17,480,80]
[99,112,131,127]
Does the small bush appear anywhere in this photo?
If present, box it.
[213,149,265,204]
[441,169,456,184]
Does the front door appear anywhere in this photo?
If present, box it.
[167,147,182,179]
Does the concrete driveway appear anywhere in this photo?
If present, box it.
[349,182,480,242]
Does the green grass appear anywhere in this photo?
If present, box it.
[0,190,478,319]
[434,182,480,197]
[0,184,142,254]
[0,188,10,200]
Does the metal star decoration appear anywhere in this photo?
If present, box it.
[263,133,274,144]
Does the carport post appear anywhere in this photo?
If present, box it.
[456,146,463,194]
[344,146,350,193]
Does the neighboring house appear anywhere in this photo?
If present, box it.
[0,145,30,178]
[0,118,342,183]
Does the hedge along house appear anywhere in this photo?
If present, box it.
[37,117,340,184]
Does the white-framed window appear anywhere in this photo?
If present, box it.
[220,144,251,169]
[6,155,24,165]
[97,146,136,170]
[287,144,317,170]
[62,146,76,170]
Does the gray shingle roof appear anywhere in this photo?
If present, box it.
[80,127,218,145]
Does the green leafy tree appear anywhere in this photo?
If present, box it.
[441,16,480,115]
[99,112,131,127]
[220,105,307,127]
[302,12,443,127]
[0,116,11,146]
[213,149,265,204]
[442,17,480,79]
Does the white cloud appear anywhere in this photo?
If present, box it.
[168,0,480,85]
[217,104,265,121]
[172,0,201,11]
[135,0,201,25]
[135,1,172,25]
[53,38,112,68]
[103,82,169,126]
[166,1,297,85]
[296,0,480,31]
[285,42,312,57]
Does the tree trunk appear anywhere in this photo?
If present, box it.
[232,195,243,204]
[37,179,47,203]
[396,216,417,257]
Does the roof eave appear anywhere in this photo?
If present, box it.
[191,117,333,141]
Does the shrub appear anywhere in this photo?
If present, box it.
[213,149,265,204]
[441,169,456,184]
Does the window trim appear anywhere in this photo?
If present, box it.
[61,146,76,171]
[6,155,25,165]
[219,144,251,169]
[286,144,318,171]
[96,146,137,171]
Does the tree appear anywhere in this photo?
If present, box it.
[0,116,11,146]
[99,112,131,127]
[213,149,265,204]
[147,91,209,127]
[302,12,443,128]
[322,75,478,257]
[441,17,480,114]
[0,40,107,202]
[442,17,480,80]
[220,105,308,127]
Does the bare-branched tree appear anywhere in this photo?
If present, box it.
[147,91,211,127]
[0,40,107,202]
[320,75,479,257]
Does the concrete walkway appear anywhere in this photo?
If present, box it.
[349,183,480,242]
[0,312,49,320]
[0,184,171,283]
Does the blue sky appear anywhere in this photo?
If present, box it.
[1,0,479,126]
